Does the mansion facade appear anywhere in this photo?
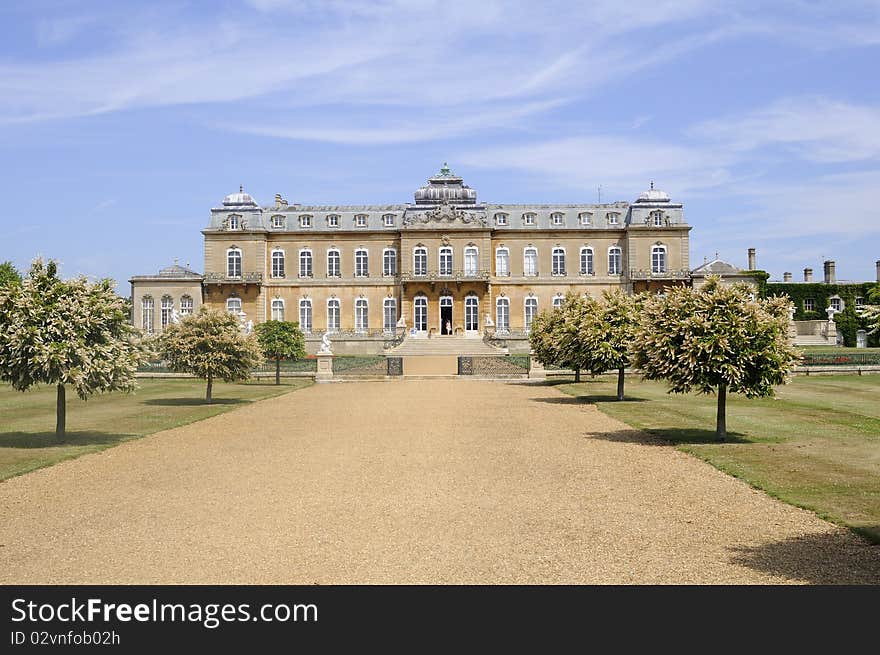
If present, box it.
[131,165,692,354]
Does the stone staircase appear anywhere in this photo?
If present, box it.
[794,335,835,346]
[388,335,508,356]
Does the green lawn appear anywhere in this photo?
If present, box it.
[555,375,880,543]
[0,378,311,481]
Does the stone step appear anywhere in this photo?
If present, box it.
[388,336,507,356]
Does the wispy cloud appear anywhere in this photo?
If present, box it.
[691,97,880,163]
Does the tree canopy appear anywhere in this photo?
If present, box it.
[0,259,145,437]
[254,320,306,385]
[156,308,263,402]
[632,277,801,439]
[0,261,21,287]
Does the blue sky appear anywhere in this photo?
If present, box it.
[2,0,879,289]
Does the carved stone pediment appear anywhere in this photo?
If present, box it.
[403,200,488,228]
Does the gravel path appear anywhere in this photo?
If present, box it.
[1,380,877,584]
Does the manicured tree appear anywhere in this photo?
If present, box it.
[157,308,263,403]
[0,261,21,287]
[254,320,306,385]
[0,259,145,439]
[578,289,642,400]
[529,293,594,382]
[633,277,801,440]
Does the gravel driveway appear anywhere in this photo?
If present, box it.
[0,380,877,584]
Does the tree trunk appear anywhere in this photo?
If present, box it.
[574,369,581,382]
[206,374,213,404]
[716,382,727,441]
[617,367,625,401]
[55,384,66,440]
[275,358,281,385]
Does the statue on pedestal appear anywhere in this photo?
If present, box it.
[319,332,333,354]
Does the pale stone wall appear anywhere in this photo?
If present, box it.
[131,280,203,335]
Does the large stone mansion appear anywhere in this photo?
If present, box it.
[131,164,695,354]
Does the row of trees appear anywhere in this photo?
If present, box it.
[0,259,306,438]
[529,280,803,440]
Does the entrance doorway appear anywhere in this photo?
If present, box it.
[440,295,453,335]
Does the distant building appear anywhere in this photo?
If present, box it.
[131,165,694,353]
[129,263,202,335]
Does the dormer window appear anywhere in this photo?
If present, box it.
[355,214,368,227]
[551,212,564,226]
[383,214,395,227]
[495,213,508,226]
[579,212,592,225]
[651,210,664,227]
[607,212,620,225]
[272,215,285,229]
[523,213,536,226]
[228,215,240,231]
[327,214,340,227]
[299,214,312,228]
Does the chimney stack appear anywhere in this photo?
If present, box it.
[876,260,880,283]
[823,260,836,284]
[804,267,813,282]
[747,248,756,270]
[783,272,792,282]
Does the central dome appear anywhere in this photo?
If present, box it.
[413,163,477,205]
[223,186,258,207]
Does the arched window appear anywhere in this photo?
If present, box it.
[327,299,340,333]
[607,212,620,225]
[327,248,340,277]
[299,214,312,228]
[272,215,285,229]
[355,298,368,333]
[580,247,594,275]
[413,247,427,276]
[496,297,510,333]
[383,297,397,333]
[552,294,564,309]
[525,297,538,332]
[383,213,395,227]
[495,213,508,226]
[439,246,453,276]
[608,247,622,275]
[383,248,397,276]
[523,247,538,277]
[160,295,174,328]
[355,214,368,227]
[651,245,667,274]
[552,247,566,276]
[227,247,242,278]
[414,295,428,331]
[299,249,313,278]
[271,298,285,321]
[299,299,312,333]
[141,296,154,334]
[465,294,479,332]
[464,246,478,276]
[227,297,242,314]
[579,212,592,225]
[495,247,510,276]
[327,214,340,228]
[355,248,369,277]
[523,213,536,226]
[180,295,194,315]
[271,249,285,278]
[551,212,564,226]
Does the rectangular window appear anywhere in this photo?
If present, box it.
[608,248,621,275]
[227,250,242,278]
[830,298,842,312]
[327,301,340,332]
[327,215,339,227]
[651,248,667,274]
[299,301,312,334]
[464,248,478,276]
[327,250,340,277]
[383,299,396,332]
[552,249,565,276]
[271,251,285,278]
[383,249,397,276]
[496,249,509,276]
[300,215,312,228]
[414,248,427,276]
[579,213,591,225]
[355,214,367,227]
[804,298,815,312]
[271,300,284,321]
[525,298,538,332]
[607,213,619,225]
[355,300,368,333]
[580,249,594,275]
[552,213,563,226]
[439,248,452,275]
[383,214,395,227]
[524,249,537,276]
[523,214,535,226]
[300,251,313,278]
[355,250,369,277]
[272,215,285,229]
[142,298,154,334]
[495,214,508,226]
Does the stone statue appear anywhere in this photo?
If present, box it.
[319,332,333,354]
[485,313,494,327]
[170,309,181,324]
[245,320,254,335]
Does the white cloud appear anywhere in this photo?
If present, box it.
[691,97,880,163]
